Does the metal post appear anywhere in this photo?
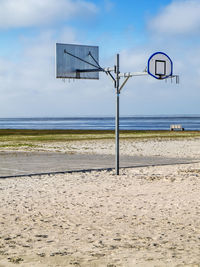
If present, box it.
[115,54,120,175]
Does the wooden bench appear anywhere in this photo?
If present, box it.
[170,124,184,131]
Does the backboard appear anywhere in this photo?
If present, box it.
[147,52,173,79]
[56,43,99,79]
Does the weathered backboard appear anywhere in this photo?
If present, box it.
[147,52,173,79]
[56,43,99,79]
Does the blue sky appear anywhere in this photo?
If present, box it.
[0,0,200,117]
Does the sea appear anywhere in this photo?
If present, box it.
[0,116,200,130]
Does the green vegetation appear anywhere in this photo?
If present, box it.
[0,143,37,148]
[0,129,200,143]
[0,129,199,151]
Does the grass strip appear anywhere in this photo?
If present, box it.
[0,129,200,142]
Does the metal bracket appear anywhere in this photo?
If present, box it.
[88,51,101,68]
[165,75,179,84]
[106,71,116,83]
[76,68,102,73]
[64,49,100,70]
[119,76,130,93]
[119,71,148,78]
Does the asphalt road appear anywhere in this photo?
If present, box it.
[0,151,198,178]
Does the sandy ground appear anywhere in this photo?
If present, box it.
[0,139,200,266]
[2,138,200,159]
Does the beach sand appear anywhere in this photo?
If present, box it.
[0,138,200,266]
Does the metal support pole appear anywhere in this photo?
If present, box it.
[115,54,120,175]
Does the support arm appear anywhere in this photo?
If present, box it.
[119,76,130,93]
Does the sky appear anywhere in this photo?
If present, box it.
[0,0,200,117]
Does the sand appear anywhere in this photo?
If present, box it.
[0,138,200,266]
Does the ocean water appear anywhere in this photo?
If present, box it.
[0,116,200,130]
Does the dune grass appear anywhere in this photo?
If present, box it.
[0,129,200,143]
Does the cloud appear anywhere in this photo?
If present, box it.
[149,0,200,35]
[0,27,116,117]
[120,49,149,72]
[0,0,97,29]
[0,27,76,93]
[103,0,114,12]
[1,3,200,117]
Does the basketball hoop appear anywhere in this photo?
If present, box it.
[147,52,173,80]
[56,43,99,80]
[55,43,179,175]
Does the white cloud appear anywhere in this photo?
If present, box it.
[0,0,97,29]
[103,0,114,12]
[0,28,75,93]
[1,18,200,116]
[0,27,116,117]
[149,0,200,35]
[120,49,149,72]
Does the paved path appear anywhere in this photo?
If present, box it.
[0,151,198,178]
